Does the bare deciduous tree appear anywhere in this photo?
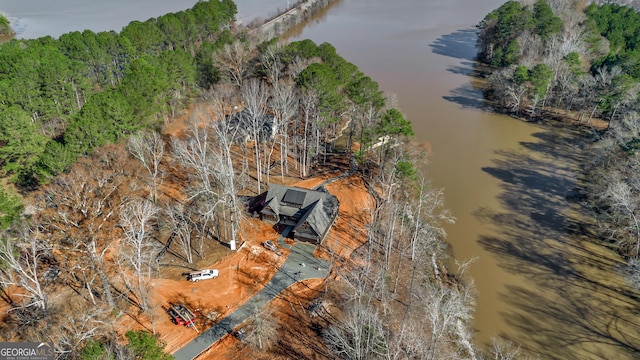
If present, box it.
[338,263,385,307]
[488,337,523,360]
[216,41,252,88]
[53,305,112,357]
[324,302,389,360]
[298,89,320,178]
[242,78,271,192]
[412,265,476,360]
[84,235,117,309]
[118,199,160,311]
[288,55,309,79]
[162,203,194,263]
[127,131,165,203]
[591,112,640,257]
[0,230,50,312]
[269,79,298,181]
[260,42,285,91]
[171,115,218,254]
[210,113,242,251]
[243,306,278,351]
[33,149,125,311]
[171,102,244,251]
[599,171,640,255]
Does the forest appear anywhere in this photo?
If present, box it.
[478,0,640,296]
[0,0,236,189]
[0,1,482,360]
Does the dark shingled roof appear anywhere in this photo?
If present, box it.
[263,184,338,240]
[282,189,306,207]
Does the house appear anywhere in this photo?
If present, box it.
[254,184,339,244]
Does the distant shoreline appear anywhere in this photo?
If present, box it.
[251,0,337,38]
[0,11,15,37]
[0,0,201,40]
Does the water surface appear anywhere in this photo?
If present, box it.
[286,1,640,358]
[0,0,289,39]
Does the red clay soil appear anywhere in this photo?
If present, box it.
[322,175,375,260]
[116,171,374,356]
[185,175,373,358]
[194,278,329,360]
[0,102,374,355]
[119,218,286,352]
[0,286,26,323]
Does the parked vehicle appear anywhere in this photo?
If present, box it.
[263,240,282,255]
[187,269,219,282]
[165,303,196,327]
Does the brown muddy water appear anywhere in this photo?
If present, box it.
[286,0,640,358]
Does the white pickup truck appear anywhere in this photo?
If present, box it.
[187,269,219,282]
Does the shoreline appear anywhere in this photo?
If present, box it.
[0,0,201,40]
[0,0,338,42]
[249,0,338,38]
[0,11,15,37]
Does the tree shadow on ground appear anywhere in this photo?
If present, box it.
[429,28,478,61]
[475,122,640,359]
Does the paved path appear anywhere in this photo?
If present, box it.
[174,145,355,359]
[173,239,330,359]
[313,155,358,190]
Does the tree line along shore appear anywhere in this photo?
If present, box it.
[478,0,640,126]
[0,0,469,359]
[478,0,640,326]
[0,13,12,36]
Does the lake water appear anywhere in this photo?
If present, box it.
[0,0,289,39]
[285,0,640,358]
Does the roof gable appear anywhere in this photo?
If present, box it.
[294,199,331,236]
[263,197,280,215]
[263,184,338,238]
